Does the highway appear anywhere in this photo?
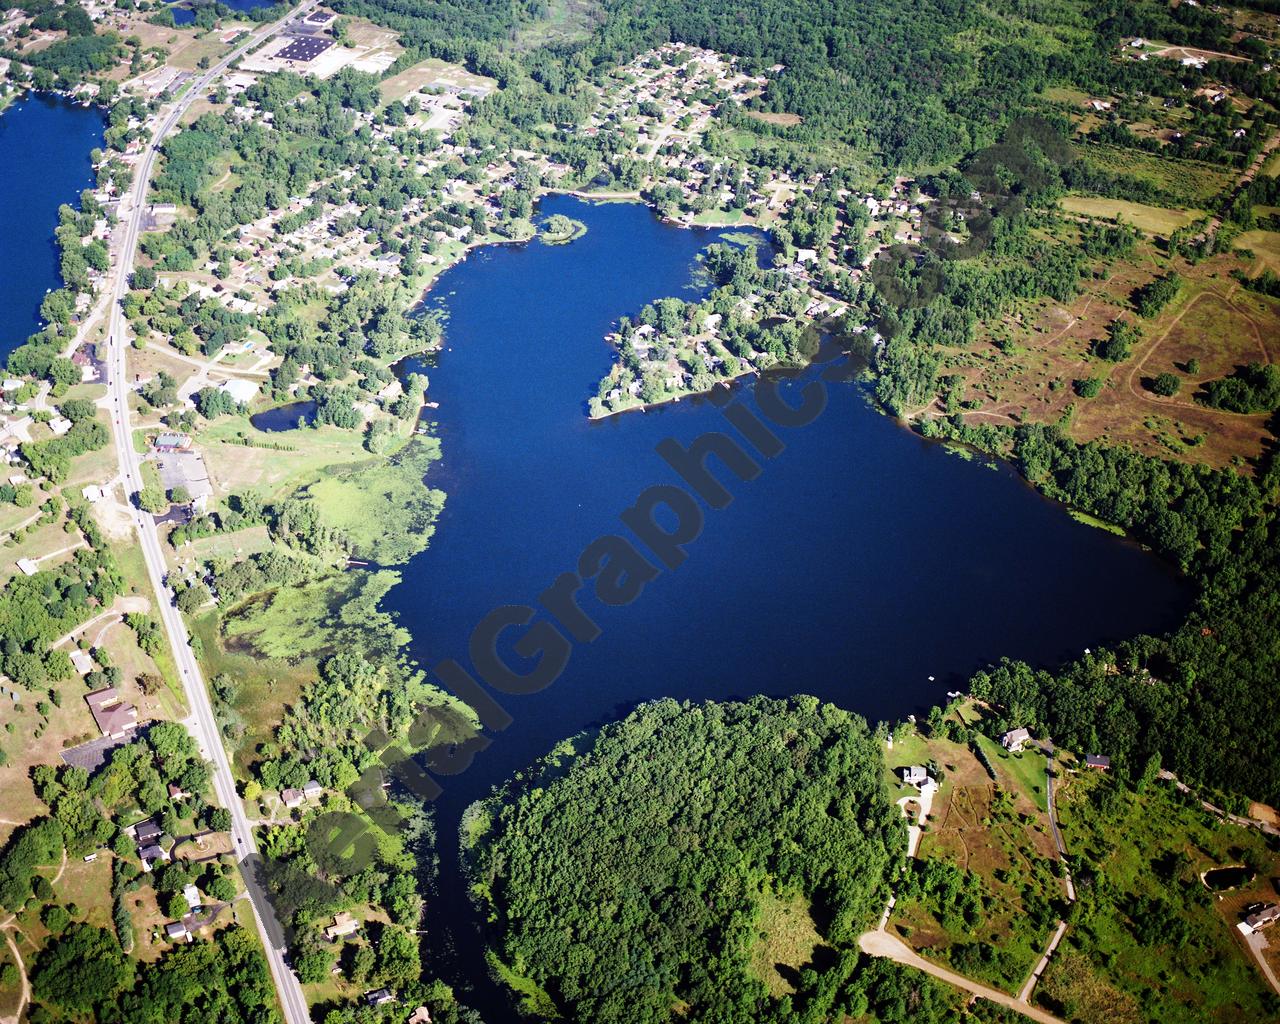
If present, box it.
[102,5,318,1022]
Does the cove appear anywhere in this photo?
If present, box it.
[389,195,1192,1008]
[0,94,105,360]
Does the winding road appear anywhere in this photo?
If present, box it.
[101,5,319,1022]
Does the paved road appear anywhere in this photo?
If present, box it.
[101,6,318,1022]
[858,930,1068,1024]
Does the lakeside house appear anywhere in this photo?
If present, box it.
[85,687,138,739]
[1001,728,1031,752]
[900,765,934,790]
[1084,754,1111,771]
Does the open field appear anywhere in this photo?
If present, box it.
[748,889,825,997]
[378,57,495,105]
[190,611,314,778]
[1074,144,1236,205]
[1060,196,1204,237]
[1235,229,1280,274]
[195,414,376,502]
[938,244,1280,471]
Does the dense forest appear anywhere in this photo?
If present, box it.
[463,697,911,1023]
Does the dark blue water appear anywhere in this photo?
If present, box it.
[169,5,197,26]
[249,400,315,431]
[0,94,105,360]
[389,195,1190,1006]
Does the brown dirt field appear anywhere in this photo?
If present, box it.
[746,110,802,127]
[938,246,1280,471]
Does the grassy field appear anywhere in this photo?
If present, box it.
[196,414,375,502]
[191,610,315,777]
[1060,196,1204,237]
[378,57,496,105]
[1045,771,1280,1023]
[1074,144,1235,206]
[747,888,825,997]
[1235,229,1280,274]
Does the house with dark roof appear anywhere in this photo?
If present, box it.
[1245,904,1280,931]
[129,818,163,844]
[140,844,170,871]
[1084,754,1111,770]
[364,989,395,1007]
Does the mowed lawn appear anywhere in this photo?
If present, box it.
[1060,196,1205,237]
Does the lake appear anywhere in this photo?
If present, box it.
[0,94,105,360]
[390,195,1192,1009]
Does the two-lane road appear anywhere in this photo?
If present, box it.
[103,5,319,1022]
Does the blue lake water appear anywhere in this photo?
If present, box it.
[0,94,105,360]
[391,195,1191,1006]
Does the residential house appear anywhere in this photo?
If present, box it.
[901,765,929,787]
[281,787,305,809]
[325,912,360,941]
[1001,728,1031,752]
[1084,754,1111,770]
[1246,904,1280,931]
[365,989,395,1007]
[165,920,191,943]
[183,885,201,911]
[303,780,323,801]
[140,844,170,871]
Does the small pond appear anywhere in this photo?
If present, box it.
[249,400,315,432]
[1204,866,1254,891]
